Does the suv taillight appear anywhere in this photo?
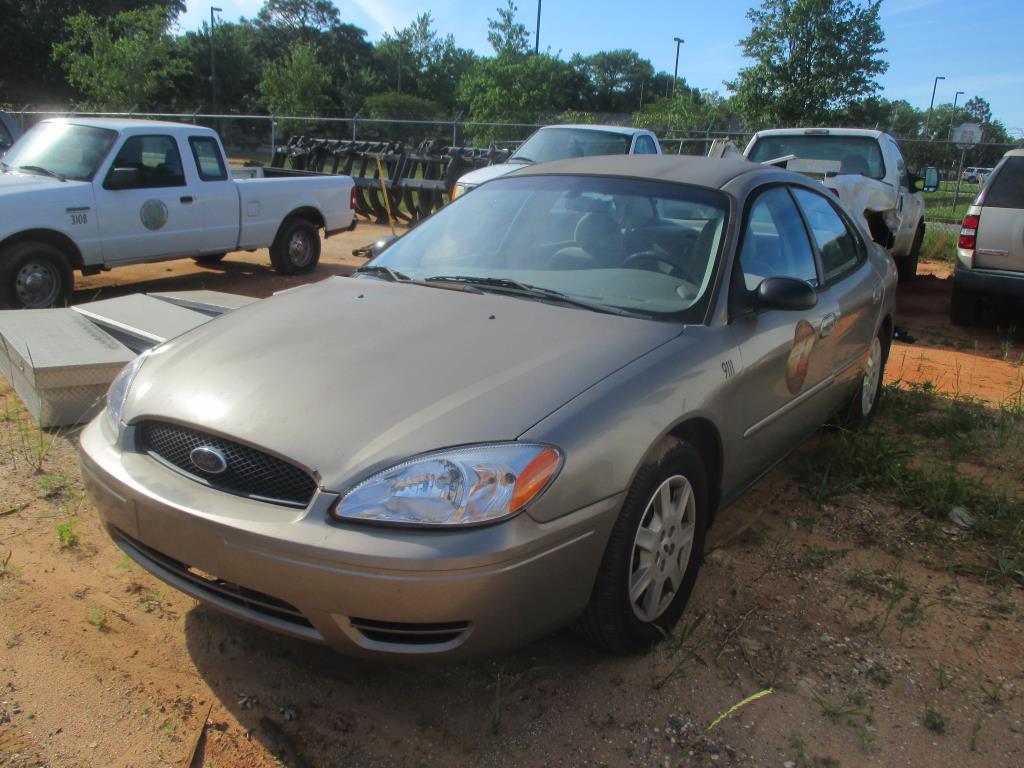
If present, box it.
[959,214,979,250]
[350,186,357,210]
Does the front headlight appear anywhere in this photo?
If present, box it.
[333,443,562,527]
[103,351,148,435]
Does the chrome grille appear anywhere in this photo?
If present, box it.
[137,420,317,508]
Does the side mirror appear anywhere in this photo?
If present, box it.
[756,276,818,311]
[104,167,141,190]
[915,167,940,193]
[370,235,398,257]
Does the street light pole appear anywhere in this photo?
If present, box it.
[949,90,964,138]
[672,37,684,98]
[209,6,222,113]
[924,75,945,138]
[535,0,542,54]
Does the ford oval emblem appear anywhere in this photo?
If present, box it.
[190,446,228,475]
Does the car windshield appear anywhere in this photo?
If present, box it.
[368,175,729,320]
[510,128,633,163]
[747,135,886,180]
[2,122,117,181]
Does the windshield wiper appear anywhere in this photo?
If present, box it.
[423,275,643,317]
[18,165,67,182]
[354,265,412,282]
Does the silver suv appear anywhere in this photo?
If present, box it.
[951,149,1024,324]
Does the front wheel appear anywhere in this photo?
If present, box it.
[270,218,321,275]
[575,439,708,652]
[0,241,74,309]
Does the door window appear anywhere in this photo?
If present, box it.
[189,137,228,181]
[106,135,185,188]
[633,135,658,155]
[791,188,863,282]
[887,139,909,189]
[738,187,818,291]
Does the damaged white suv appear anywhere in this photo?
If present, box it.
[745,128,932,283]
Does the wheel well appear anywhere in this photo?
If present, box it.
[284,207,325,230]
[880,314,894,360]
[0,229,84,271]
[667,417,723,521]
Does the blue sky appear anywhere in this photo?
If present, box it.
[177,0,1024,134]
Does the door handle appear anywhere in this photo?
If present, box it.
[180,196,194,204]
[819,312,837,338]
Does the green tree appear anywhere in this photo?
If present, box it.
[52,6,188,109]
[728,0,888,128]
[258,40,330,118]
[174,21,261,111]
[487,0,530,57]
[572,50,655,113]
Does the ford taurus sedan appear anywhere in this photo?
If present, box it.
[80,155,896,658]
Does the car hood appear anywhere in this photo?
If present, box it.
[125,276,682,491]
[0,170,91,202]
[457,162,527,187]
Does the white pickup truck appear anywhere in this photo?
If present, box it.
[743,128,932,282]
[0,118,355,308]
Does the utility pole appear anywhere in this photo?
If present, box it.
[949,90,964,138]
[209,6,222,113]
[924,75,945,139]
[672,37,684,98]
[535,0,542,54]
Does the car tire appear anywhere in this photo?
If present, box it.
[194,253,227,264]
[896,222,924,284]
[575,438,708,653]
[840,328,889,428]
[950,283,980,326]
[0,241,74,309]
[270,217,321,275]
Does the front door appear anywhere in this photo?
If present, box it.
[94,134,203,263]
[729,186,837,486]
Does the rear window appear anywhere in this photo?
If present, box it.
[747,134,886,180]
[982,157,1024,209]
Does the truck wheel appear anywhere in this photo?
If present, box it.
[896,222,924,284]
[270,217,321,275]
[194,253,227,264]
[574,439,708,653]
[950,283,980,326]
[0,241,74,309]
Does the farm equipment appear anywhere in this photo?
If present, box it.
[270,137,512,222]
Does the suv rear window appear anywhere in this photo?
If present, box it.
[983,157,1024,209]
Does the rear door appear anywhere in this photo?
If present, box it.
[186,135,239,255]
[974,156,1024,272]
[790,187,879,402]
[729,186,838,484]
[94,134,203,262]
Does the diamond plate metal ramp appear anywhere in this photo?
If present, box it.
[71,294,212,353]
[148,290,258,317]
[0,309,135,427]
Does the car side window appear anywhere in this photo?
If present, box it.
[888,139,909,189]
[738,187,818,291]
[633,136,657,155]
[791,188,863,282]
[107,135,185,188]
[984,157,1024,209]
[189,137,228,181]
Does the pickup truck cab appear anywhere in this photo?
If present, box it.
[452,125,662,197]
[0,118,355,308]
[745,128,928,282]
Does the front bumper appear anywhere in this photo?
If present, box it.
[954,265,1024,300]
[79,416,620,658]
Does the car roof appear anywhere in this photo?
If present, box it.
[39,117,216,135]
[539,124,651,137]
[505,154,769,190]
[1003,148,1024,158]
[751,127,887,140]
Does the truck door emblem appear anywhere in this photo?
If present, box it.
[785,319,816,394]
[140,199,168,231]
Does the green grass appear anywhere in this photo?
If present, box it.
[55,519,80,549]
[923,180,980,223]
[919,228,958,263]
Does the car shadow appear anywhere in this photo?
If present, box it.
[182,605,612,765]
